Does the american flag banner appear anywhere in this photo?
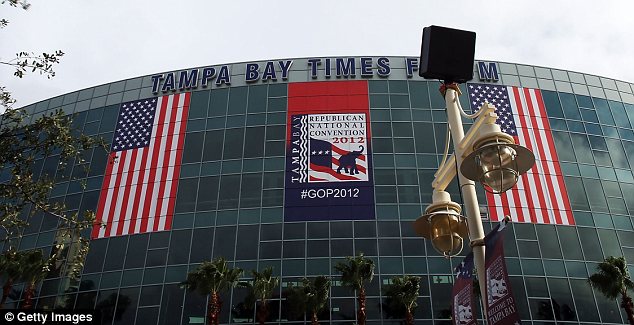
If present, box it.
[92,93,191,239]
[467,84,574,225]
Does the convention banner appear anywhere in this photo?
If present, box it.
[284,81,375,221]
[484,220,522,325]
[452,252,477,325]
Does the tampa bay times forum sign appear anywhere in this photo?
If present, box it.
[148,57,500,93]
[148,57,499,222]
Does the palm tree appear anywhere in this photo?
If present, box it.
[181,257,243,325]
[0,249,24,308]
[250,267,280,325]
[588,256,634,325]
[286,276,331,324]
[19,249,50,309]
[383,275,420,325]
[334,253,375,325]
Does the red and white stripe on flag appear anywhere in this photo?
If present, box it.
[487,87,574,225]
[92,92,191,239]
[467,83,574,225]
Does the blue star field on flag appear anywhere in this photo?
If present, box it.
[455,252,474,279]
[112,98,158,151]
[467,84,518,136]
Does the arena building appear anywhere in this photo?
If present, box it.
[8,56,634,324]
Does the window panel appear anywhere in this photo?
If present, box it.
[202,130,224,161]
[570,279,600,321]
[307,240,329,257]
[582,178,608,212]
[330,221,353,238]
[181,132,204,164]
[283,240,305,258]
[189,90,210,119]
[393,138,414,153]
[240,173,262,208]
[103,236,127,271]
[190,228,214,263]
[369,80,388,93]
[517,241,541,258]
[264,141,284,157]
[139,285,162,306]
[168,230,191,264]
[354,238,377,255]
[580,108,599,123]
[212,226,236,259]
[114,287,140,324]
[391,110,412,121]
[174,178,198,213]
[331,239,353,257]
[373,169,396,185]
[542,90,564,118]
[606,138,629,168]
[378,239,401,256]
[83,239,107,273]
[597,229,622,258]
[576,94,594,108]
[569,133,594,164]
[236,225,259,260]
[389,94,410,108]
[209,88,228,117]
[223,128,245,160]
[218,175,241,209]
[196,176,219,211]
[125,234,149,269]
[409,81,431,109]
[372,138,394,153]
[578,228,603,261]
[609,100,631,129]
[370,94,389,108]
[397,186,420,203]
[389,80,409,93]
[247,85,267,113]
[392,122,413,137]
[559,93,581,120]
[243,127,265,158]
[145,249,167,267]
[260,223,282,240]
[259,241,281,259]
[557,227,583,260]
[227,87,248,115]
[536,225,562,259]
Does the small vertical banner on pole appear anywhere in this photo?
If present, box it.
[484,218,522,325]
[451,252,477,325]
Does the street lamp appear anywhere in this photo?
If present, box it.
[413,190,468,257]
[461,131,535,194]
[412,25,536,315]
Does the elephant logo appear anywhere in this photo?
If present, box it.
[337,145,364,175]
[488,277,508,304]
[457,304,473,323]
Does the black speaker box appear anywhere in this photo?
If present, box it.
[419,25,476,83]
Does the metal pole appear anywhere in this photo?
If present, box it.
[443,86,488,317]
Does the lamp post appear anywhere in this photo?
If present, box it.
[412,26,536,318]
[414,84,535,318]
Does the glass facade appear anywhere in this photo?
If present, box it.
[5,57,634,324]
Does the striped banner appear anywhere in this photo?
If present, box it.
[92,93,191,239]
[468,84,574,225]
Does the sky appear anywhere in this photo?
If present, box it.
[2,0,634,110]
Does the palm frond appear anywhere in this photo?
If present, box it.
[588,256,633,300]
